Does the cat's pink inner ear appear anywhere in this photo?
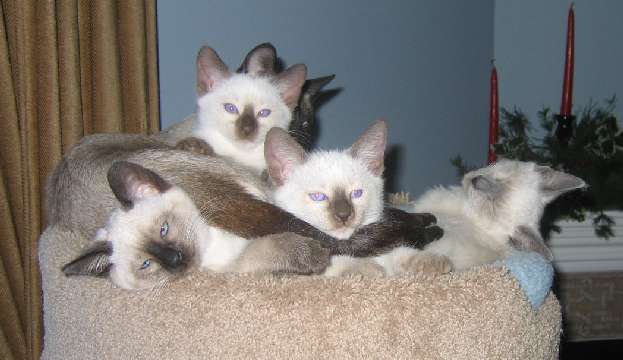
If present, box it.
[196,46,231,96]
[265,128,306,185]
[350,119,388,176]
[274,64,307,110]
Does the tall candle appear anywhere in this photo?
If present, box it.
[560,3,575,117]
[488,63,499,165]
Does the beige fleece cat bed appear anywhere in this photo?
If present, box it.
[39,224,561,359]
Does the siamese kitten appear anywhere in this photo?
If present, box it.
[265,120,407,276]
[378,160,586,274]
[161,43,335,153]
[62,161,330,289]
[193,45,306,173]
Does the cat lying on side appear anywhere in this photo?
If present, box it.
[377,160,586,275]
[62,161,329,289]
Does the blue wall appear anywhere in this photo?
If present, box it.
[494,0,623,123]
[158,0,494,196]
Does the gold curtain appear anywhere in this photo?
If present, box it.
[0,1,160,359]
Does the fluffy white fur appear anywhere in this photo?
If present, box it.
[272,150,384,240]
[379,160,586,273]
[103,187,210,289]
[267,121,388,276]
[194,74,293,172]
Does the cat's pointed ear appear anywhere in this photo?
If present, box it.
[510,226,553,261]
[274,64,307,110]
[349,119,387,176]
[196,46,231,96]
[536,166,586,202]
[62,241,113,277]
[265,127,306,185]
[107,161,172,209]
[303,74,335,99]
[237,42,277,76]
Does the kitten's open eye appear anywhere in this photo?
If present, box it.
[140,259,151,270]
[309,192,328,202]
[160,222,169,238]
[351,189,364,199]
[224,103,239,114]
[257,108,271,118]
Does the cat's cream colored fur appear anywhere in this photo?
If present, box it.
[193,46,306,173]
[266,120,387,276]
[64,161,330,290]
[376,160,586,274]
[102,186,208,289]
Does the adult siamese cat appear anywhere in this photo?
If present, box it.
[62,161,329,289]
[376,160,587,275]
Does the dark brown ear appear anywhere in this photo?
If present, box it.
[349,119,387,176]
[273,64,307,110]
[62,241,113,277]
[264,127,306,186]
[509,226,553,261]
[303,74,335,100]
[536,166,586,202]
[107,161,172,209]
[196,46,231,96]
[237,42,277,76]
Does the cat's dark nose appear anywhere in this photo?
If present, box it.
[236,107,257,139]
[332,198,353,224]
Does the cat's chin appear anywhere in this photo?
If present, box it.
[327,227,356,241]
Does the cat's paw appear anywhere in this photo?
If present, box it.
[175,137,214,156]
[274,233,331,275]
[400,253,452,275]
[324,256,386,277]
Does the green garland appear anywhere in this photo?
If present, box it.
[452,97,623,239]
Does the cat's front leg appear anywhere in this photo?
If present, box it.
[231,232,330,275]
[175,136,214,156]
[338,208,444,257]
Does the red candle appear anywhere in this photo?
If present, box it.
[560,3,575,117]
[487,63,499,165]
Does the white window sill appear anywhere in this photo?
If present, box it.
[549,211,623,273]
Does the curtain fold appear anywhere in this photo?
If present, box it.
[0,1,160,359]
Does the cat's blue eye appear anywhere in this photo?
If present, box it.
[140,259,151,270]
[257,108,271,118]
[224,103,239,114]
[160,222,169,238]
[351,189,364,199]
[309,192,328,202]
